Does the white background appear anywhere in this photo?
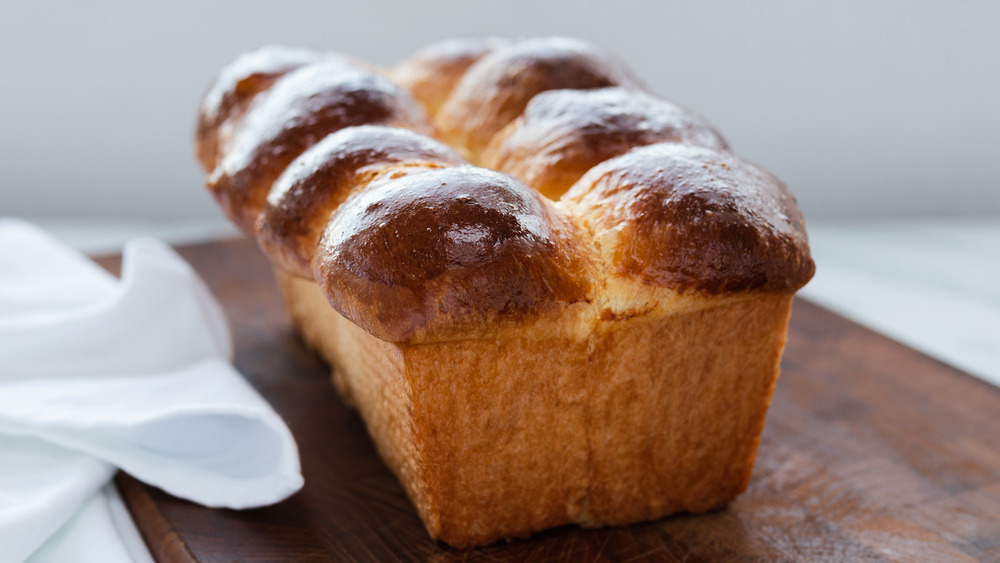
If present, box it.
[2,0,998,222]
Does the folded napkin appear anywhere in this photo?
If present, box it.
[0,219,303,562]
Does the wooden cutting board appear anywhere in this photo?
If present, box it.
[98,239,1000,562]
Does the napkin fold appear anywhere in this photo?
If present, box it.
[0,219,303,562]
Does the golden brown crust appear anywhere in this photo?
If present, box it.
[434,37,639,161]
[482,87,728,199]
[256,125,465,278]
[207,61,432,234]
[391,36,510,118]
[314,166,595,342]
[277,271,794,548]
[195,45,323,173]
[565,143,815,294]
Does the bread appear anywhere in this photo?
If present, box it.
[195,37,815,548]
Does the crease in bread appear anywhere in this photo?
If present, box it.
[196,36,815,548]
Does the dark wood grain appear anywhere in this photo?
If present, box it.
[99,239,1000,562]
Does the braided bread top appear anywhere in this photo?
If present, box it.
[196,37,814,343]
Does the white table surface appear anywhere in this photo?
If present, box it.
[19,217,1000,561]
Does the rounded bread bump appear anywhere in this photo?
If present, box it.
[195,45,341,173]
[482,87,728,200]
[434,37,639,162]
[207,61,432,235]
[315,166,595,341]
[392,36,511,118]
[565,143,815,294]
[257,125,466,278]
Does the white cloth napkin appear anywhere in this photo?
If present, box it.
[0,219,303,562]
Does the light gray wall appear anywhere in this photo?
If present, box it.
[2,0,998,221]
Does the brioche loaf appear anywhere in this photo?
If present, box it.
[195,36,815,548]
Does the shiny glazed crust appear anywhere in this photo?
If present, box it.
[431,37,641,161]
[390,36,511,118]
[482,87,728,199]
[195,37,816,547]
